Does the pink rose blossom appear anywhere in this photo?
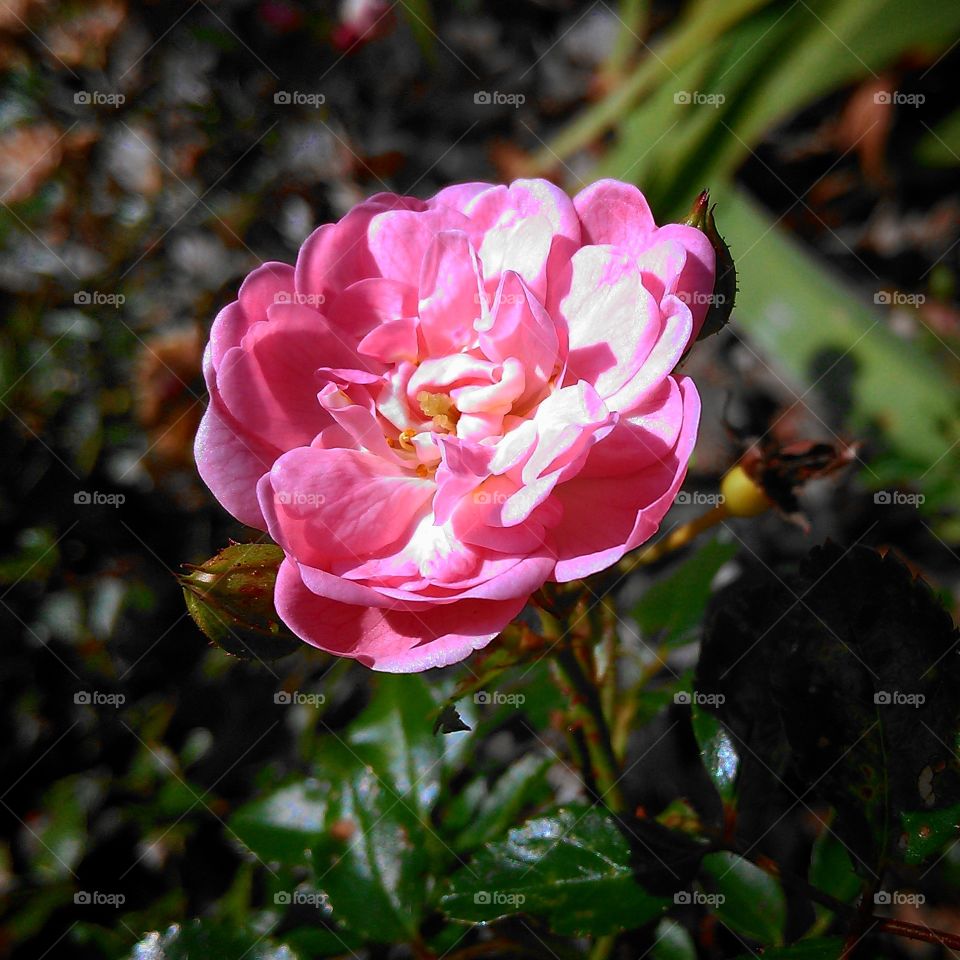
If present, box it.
[195,179,715,671]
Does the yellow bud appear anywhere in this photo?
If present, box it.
[720,464,770,518]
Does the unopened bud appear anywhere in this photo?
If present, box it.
[684,190,737,341]
[179,543,300,660]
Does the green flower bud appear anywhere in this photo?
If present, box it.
[684,190,737,341]
[179,543,300,660]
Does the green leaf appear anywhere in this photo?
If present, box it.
[311,744,428,943]
[809,825,861,903]
[651,918,697,960]
[701,852,786,945]
[691,705,739,804]
[230,780,328,868]
[349,674,454,817]
[127,921,299,959]
[731,939,845,960]
[916,109,960,168]
[633,539,738,648]
[441,806,669,936]
[452,754,554,854]
[901,803,960,865]
[698,543,960,873]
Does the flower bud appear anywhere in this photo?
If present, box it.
[720,463,771,518]
[179,543,300,660]
[684,190,737,341]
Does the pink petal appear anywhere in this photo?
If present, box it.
[324,276,418,342]
[217,302,361,451]
[295,194,424,302]
[368,207,473,282]
[560,246,661,401]
[194,400,277,530]
[207,262,295,372]
[358,316,419,363]
[479,271,560,409]
[274,558,527,672]
[549,376,701,581]
[652,223,716,340]
[573,179,656,247]
[417,230,484,356]
[261,447,434,567]
[606,294,693,414]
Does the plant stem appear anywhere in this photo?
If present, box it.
[619,503,729,572]
[554,644,628,814]
[875,918,960,952]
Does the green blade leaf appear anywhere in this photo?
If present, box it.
[441,806,669,936]
[701,852,786,945]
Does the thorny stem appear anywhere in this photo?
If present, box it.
[553,642,628,814]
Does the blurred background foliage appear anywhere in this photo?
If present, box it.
[0,0,958,958]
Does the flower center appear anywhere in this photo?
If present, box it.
[416,390,459,434]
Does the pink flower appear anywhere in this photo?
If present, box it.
[195,179,714,671]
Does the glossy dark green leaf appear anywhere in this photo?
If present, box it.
[452,754,554,854]
[809,825,861,903]
[691,705,739,803]
[127,921,299,960]
[349,674,455,817]
[633,539,737,648]
[229,780,328,868]
[698,544,960,873]
[310,744,428,943]
[900,803,960,865]
[701,852,785,945]
[441,806,669,936]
